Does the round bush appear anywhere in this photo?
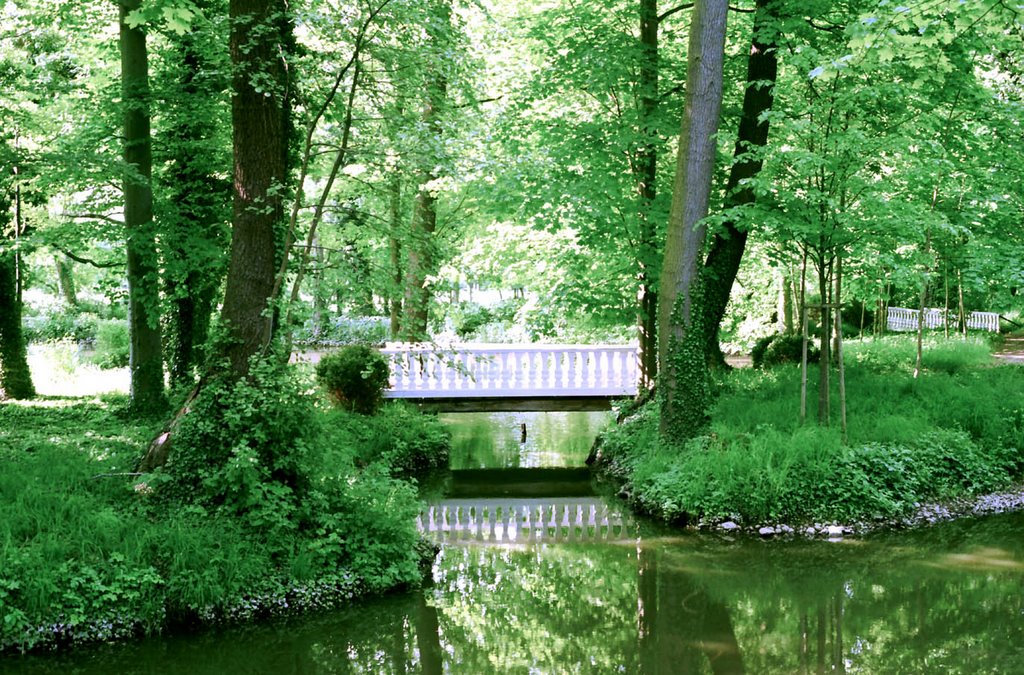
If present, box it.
[752,334,819,369]
[315,345,390,414]
[91,320,130,369]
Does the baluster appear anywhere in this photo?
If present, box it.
[392,353,404,392]
[423,352,434,392]
[488,353,499,391]
[465,352,477,392]
[566,350,577,391]
[580,349,591,390]
[499,352,511,391]
[626,348,634,391]
[487,505,497,541]
[410,351,421,391]
[510,350,523,390]
[433,352,445,393]
[500,505,510,542]
[554,349,565,390]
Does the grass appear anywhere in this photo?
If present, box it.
[597,335,1024,527]
[0,371,449,653]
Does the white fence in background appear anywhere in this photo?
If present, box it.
[417,498,633,544]
[887,307,1000,333]
[380,343,639,399]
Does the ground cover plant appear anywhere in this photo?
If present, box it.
[0,361,450,653]
[595,336,1024,527]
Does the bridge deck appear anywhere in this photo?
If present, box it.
[381,343,639,412]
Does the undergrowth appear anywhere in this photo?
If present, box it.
[0,359,450,653]
[596,336,1024,526]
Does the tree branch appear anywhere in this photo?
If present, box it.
[55,247,123,269]
[658,3,754,23]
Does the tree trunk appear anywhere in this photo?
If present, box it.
[914,228,932,379]
[799,249,808,424]
[402,0,451,342]
[138,0,287,472]
[817,255,831,425]
[415,593,444,675]
[657,0,728,440]
[311,233,326,338]
[120,0,165,411]
[701,0,778,368]
[55,255,78,307]
[161,19,230,390]
[957,268,966,336]
[219,0,287,377]
[389,174,404,340]
[635,0,659,391]
[835,255,847,443]
[0,196,35,399]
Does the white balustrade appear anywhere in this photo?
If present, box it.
[380,343,639,399]
[416,498,632,544]
[887,307,1000,333]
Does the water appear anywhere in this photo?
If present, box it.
[9,412,1024,674]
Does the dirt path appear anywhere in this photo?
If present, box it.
[994,333,1024,364]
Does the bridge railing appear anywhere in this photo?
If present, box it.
[887,307,1000,333]
[418,498,633,544]
[381,343,639,398]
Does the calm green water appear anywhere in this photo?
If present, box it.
[9,413,1024,674]
[441,411,610,468]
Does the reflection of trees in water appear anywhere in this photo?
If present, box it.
[444,412,611,469]
[656,519,1024,675]
[16,516,1024,673]
[638,546,745,675]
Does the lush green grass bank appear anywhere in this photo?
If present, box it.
[0,371,449,653]
[595,336,1024,528]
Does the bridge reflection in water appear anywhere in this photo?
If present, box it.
[418,496,634,544]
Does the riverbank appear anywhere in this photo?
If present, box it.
[0,375,449,654]
[593,335,1024,536]
[691,484,1024,539]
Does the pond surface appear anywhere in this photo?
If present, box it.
[10,413,1024,674]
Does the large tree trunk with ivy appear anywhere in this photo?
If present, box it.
[139,0,287,472]
[0,196,34,400]
[160,18,230,389]
[218,0,287,377]
[120,1,165,411]
[700,0,778,368]
[657,0,728,441]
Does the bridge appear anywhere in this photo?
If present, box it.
[417,497,634,544]
[887,307,1000,332]
[381,343,639,412]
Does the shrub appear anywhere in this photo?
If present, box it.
[315,346,390,414]
[91,320,130,369]
[325,402,451,475]
[23,311,99,344]
[751,333,818,368]
[299,315,388,346]
[451,301,494,338]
